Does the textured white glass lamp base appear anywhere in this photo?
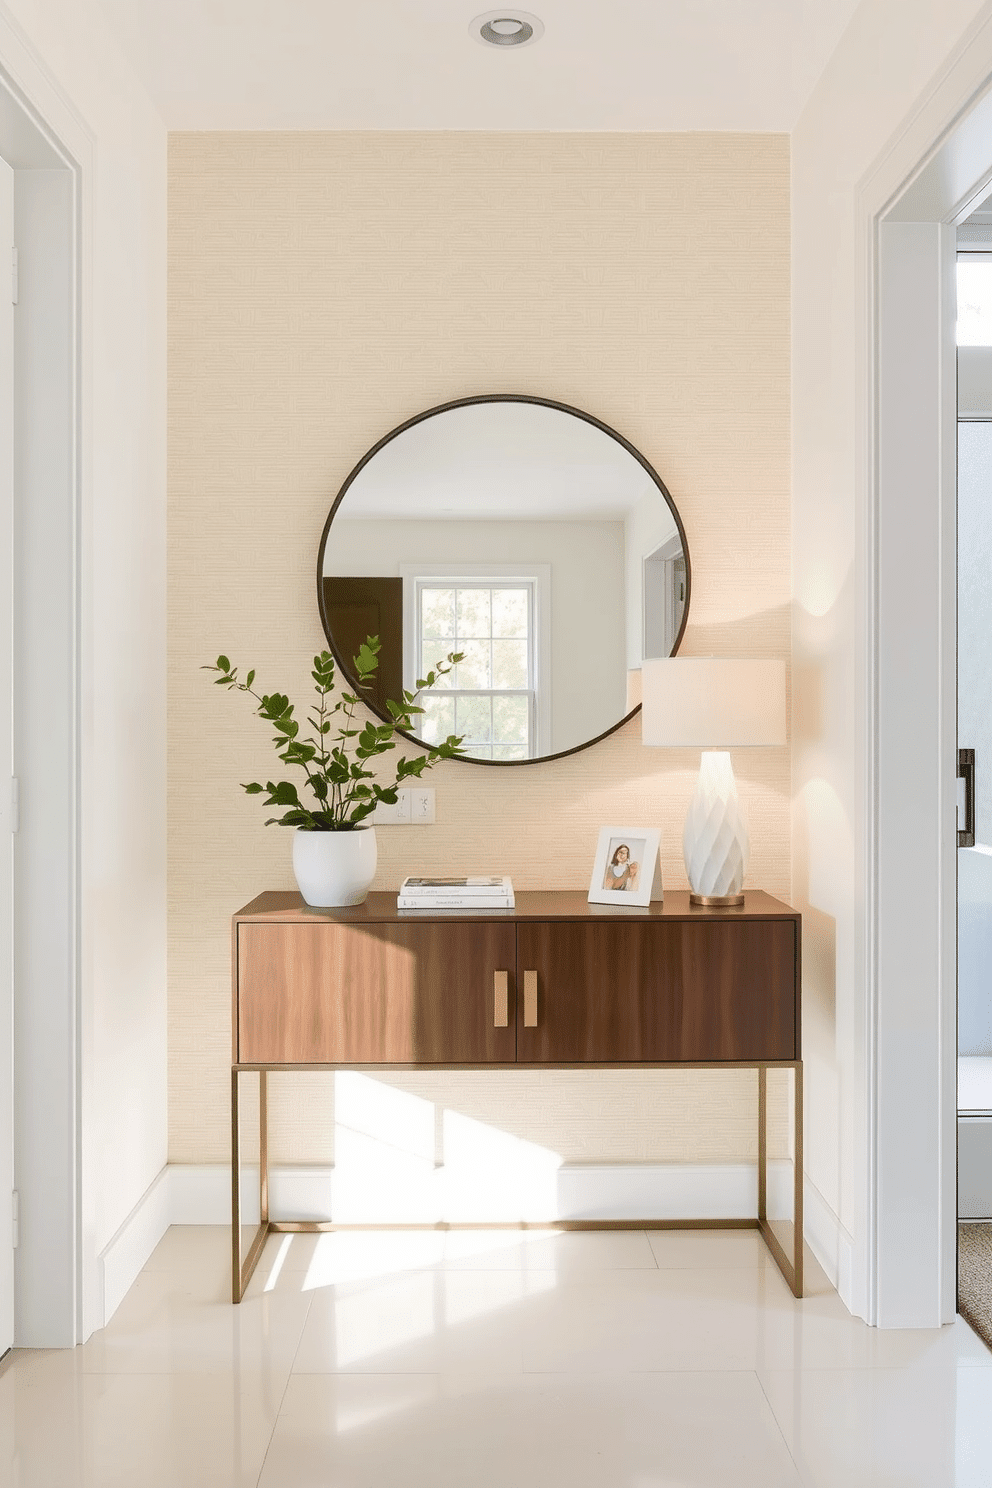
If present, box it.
[682,750,749,906]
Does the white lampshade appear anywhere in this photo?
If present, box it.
[640,658,786,905]
[640,658,787,748]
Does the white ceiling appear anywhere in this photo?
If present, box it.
[96,0,864,132]
[328,401,664,525]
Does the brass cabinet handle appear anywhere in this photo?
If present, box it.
[524,969,538,1027]
[494,970,509,1028]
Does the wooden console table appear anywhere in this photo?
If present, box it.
[231,889,802,1301]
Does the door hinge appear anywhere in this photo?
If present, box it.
[11,1191,18,1249]
[11,247,17,306]
[11,777,18,834]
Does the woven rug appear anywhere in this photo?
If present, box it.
[959,1223,992,1353]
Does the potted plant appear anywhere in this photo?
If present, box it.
[204,637,464,906]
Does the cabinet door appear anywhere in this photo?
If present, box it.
[516,920,797,1063]
[238,921,517,1064]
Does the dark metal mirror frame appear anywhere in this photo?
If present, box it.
[315,393,692,767]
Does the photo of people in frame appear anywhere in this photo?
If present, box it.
[601,837,646,893]
[588,826,661,907]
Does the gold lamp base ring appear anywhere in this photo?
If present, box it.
[690,892,745,908]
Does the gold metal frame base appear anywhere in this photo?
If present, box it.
[689,892,746,907]
[232,1063,803,1304]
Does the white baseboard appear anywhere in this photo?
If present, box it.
[98,1166,172,1326]
[166,1159,800,1227]
[801,1173,854,1298]
[100,1159,837,1327]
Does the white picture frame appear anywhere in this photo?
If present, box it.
[587,826,662,907]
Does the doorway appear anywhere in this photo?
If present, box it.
[956,211,992,1340]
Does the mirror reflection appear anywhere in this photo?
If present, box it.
[318,398,689,764]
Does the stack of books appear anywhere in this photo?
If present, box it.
[397,875,515,910]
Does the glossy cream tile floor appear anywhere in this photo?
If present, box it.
[2,1224,992,1487]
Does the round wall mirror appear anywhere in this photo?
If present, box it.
[316,395,690,765]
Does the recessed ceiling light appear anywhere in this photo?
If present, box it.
[470,11,545,49]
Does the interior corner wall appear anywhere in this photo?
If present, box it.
[168,132,791,1175]
[791,0,990,1319]
[0,0,168,1338]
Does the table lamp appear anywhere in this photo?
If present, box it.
[641,658,787,906]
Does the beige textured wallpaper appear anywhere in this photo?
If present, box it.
[168,132,791,1170]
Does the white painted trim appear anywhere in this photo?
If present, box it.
[0,31,85,1347]
[0,7,92,171]
[100,1160,845,1324]
[165,1160,800,1229]
[872,219,958,1330]
[0,153,12,1360]
[92,1158,849,1327]
[841,12,992,1328]
[802,1173,854,1298]
[98,1166,170,1324]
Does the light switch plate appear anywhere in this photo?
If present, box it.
[410,787,435,824]
[372,788,436,825]
[372,791,411,825]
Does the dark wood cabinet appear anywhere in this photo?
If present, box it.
[515,917,797,1064]
[234,890,800,1069]
[230,889,803,1303]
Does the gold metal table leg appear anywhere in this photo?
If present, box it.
[230,1060,805,1302]
[259,1070,269,1226]
[757,1064,767,1222]
[231,1068,240,1303]
[756,1060,804,1297]
[231,1067,270,1303]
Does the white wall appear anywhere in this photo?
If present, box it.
[792,0,992,1321]
[328,517,627,754]
[0,0,167,1339]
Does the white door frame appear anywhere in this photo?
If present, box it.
[0,24,84,1345]
[0,153,13,1359]
[857,19,992,1325]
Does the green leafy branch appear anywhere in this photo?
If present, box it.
[203,638,465,830]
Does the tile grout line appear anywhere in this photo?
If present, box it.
[250,1244,318,1488]
[753,1365,809,1487]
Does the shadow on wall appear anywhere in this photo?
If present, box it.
[789,570,853,1228]
[679,601,791,663]
[789,568,852,1033]
[672,599,791,793]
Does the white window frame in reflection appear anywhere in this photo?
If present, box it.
[416,578,536,759]
[399,562,551,759]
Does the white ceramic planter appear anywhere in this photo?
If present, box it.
[292,826,377,907]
